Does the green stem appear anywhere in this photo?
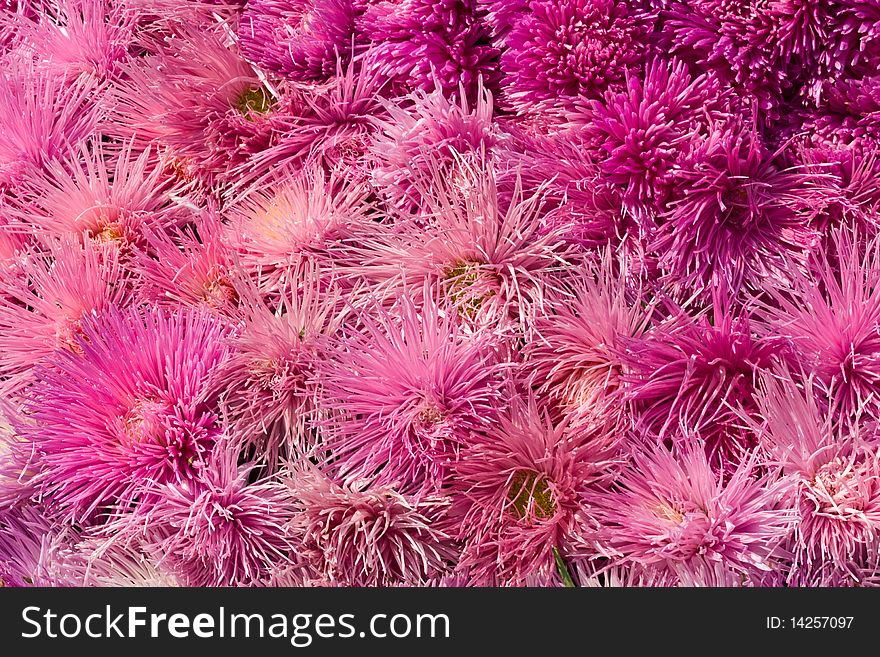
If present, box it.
[553,546,576,588]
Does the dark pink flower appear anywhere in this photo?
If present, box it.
[238,0,355,82]
[500,0,652,113]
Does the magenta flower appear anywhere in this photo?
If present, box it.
[238,0,355,82]
[651,125,815,298]
[582,57,727,215]
[500,0,652,114]
[357,0,499,97]
[19,306,234,521]
[622,295,783,464]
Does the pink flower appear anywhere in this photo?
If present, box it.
[590,438,792,579]
[222,265,346,470]
[134,454,300,586]
[318,290,508,495]
[581,57,727,215]
[451,392,618,585]
[19,306,234,521]
[287,466,454,586]
[0,237,129,397]
[755,369,880,586]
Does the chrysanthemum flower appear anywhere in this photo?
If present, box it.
[18,305,234,521]
[580,57,727,215]
[590,438,791,579]
[664,0,792,113]
[651,125,815,298]
[287,466,454,586]
[0,237,129,397]
[451,392,618,585]
[622,295,783,463]
[756,228,880,420]
[238,0,355,82]
[357,0,499,97]
[135,454,300,586]
[755,370,880,585]
[500,0,652,114]
[318,289,508,495]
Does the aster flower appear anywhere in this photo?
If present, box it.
[755,228,880,421]
[10,141,185,251]
[651,124,815,299]
[452,392,619,585]
[0,61,99,189]
[754,369,880,585]
[528,249,655,427]
[221,264,348,469]
[11,0,135,82]
[0,502,79,587]
[134,213,241,314]
[590,438,792,579]
[370,81,496,210]
[286,466,455,586]
[238,0,355,82]
[500,0,652,115]
[0,236,129,397]
[495,124,636,253]
[134,454,300,586]
[222,166,371,295]
[318,288,509,495]
[351,151,572,332]
[237,55,390,190]
[622,294,783,464]
[17,305,234,521]
[111,27,282,187]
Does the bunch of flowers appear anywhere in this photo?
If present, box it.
[2,0,880,587]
